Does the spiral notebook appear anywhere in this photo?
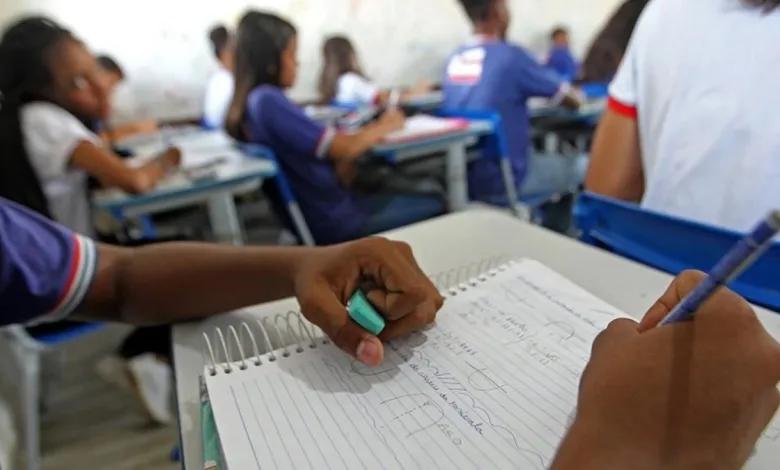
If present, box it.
[201,259,780,470]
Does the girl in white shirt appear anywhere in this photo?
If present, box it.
[318,35,431,106]
[0,16,181,425]
[203,25,235,129]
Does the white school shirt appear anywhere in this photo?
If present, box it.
[203,67,234,129]
[21,102,99,237]
[608,0,780,233]
[335,72,380,105]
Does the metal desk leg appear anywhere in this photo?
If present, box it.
[207,193,245,245]
[446,143,469,211]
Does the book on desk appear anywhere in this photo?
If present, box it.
[197,258,780,470]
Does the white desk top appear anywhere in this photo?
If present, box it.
[172,208,780,469]
[119,128,236,157]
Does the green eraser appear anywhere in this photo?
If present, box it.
[348,290,386,335]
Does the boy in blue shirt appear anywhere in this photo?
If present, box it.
[545,26,579,81]
[444,0,585,225]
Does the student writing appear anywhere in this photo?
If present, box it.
[443,0,585,222]
[318,35,431,106]
[2,195,778,469]
[586,0,780,233]
[0,17,182,424]
[226,11,444,245]
[203,24,235,129]
[544,26,578,81]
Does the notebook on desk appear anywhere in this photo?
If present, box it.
[199,259,780,470]
[383,115,469,144]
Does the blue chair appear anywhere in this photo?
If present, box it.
[574,192,780,311]
[236,143,315,246]
[434,108,568,222]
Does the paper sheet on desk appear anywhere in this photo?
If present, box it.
[383,115,468,143]
[181,147,244,169]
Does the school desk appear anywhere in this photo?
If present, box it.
[117,127,236,158]
[402,90,444,111]
[371,119,493,211]
[170,206,780,470]
[304,105,350,125]
[92,157,277,246]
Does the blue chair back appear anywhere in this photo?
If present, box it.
[237,143,315,246]
[574,192,780,311]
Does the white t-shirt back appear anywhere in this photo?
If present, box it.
[203,67,234,129]
[335,72,379,105]
[609,0,780,233]
[21,102,99,237]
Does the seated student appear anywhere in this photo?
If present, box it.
[544,26,578,81]
[225,11,445,245]
[577,0,649,83]
[586,0,780,233]
[443,0,584,227]
[317,35,431,106]
[203,25,234,129]
[0,17,182,424]
[96,54,158,142]
[3,196,778,469]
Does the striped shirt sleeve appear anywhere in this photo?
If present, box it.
[0,197,98,326]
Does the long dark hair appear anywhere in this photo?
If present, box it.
[746,0,780,11]
[318,35,363,104]
[0,16,74,218]
[578,0,649,83]
[225,11,296,140]
[208,24,230,60]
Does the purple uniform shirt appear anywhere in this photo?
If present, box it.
[243,85,368,244]
[0,197,97,325]
[442,38,564,198]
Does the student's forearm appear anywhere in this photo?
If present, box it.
[112,244,319,325]
[550,421,660,470]
[330,123,393,161]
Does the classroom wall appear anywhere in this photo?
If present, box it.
[0,0,622,121]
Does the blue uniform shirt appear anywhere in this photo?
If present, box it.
[545,46,579,82]
[244,85,367,244]
[0,197,98,326]
[442,39,564,198]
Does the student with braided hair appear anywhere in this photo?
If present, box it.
[0,16,181,424]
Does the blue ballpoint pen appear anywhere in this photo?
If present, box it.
[658,210,780,325]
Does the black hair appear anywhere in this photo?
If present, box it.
[225,10,296,139]
[578,0,649,83]
[208,25,231,60]
[550,26,568,40]
[97,54,124,79]
[745,0,780,11]
[457,0,495,22]
[318,35,364,104]
[0,16,75,218]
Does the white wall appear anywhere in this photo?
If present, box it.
[0,0,622,121]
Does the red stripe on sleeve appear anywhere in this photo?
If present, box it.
[53,235,81,308]
[607,96,638,118]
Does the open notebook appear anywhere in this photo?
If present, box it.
[383,115,469,144]
[201,259,780,470]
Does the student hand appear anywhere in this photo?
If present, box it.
[133,119,159,134]
[552,270,780,470]
[293,238,443,366]
[159,147,182,170]
[377,108,405,132]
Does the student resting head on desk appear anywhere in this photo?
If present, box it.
[317,34,432,106]
[203,24,235,130]
[3,196,779,469]
[444,0,586,220]
[544,25,578,82]
[0,16,183,424]
[577,0,649,84]
[585,0,780,234]
[96,54,159,143]
[225,11,445,245]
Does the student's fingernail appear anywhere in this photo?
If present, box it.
[357,339,379,365]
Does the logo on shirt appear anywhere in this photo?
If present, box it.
[447,47,485,84]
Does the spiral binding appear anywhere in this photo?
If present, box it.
[203,255,511,376]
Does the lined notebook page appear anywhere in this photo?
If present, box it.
[204,259,780,470]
